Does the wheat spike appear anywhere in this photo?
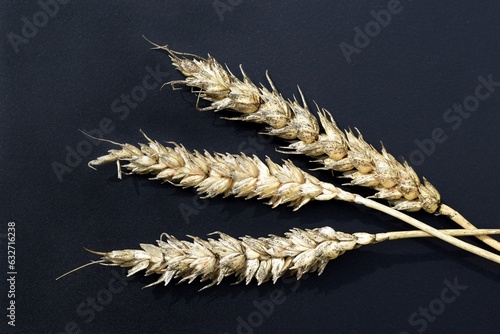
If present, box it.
[149,41,500,251]
[158,44,435,211]
[60,227,500,289]
[86,131,500,264]
[87,131,343,210]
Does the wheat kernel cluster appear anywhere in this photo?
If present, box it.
[91,227,376,289]
[88,132,343,210]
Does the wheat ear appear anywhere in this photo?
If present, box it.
[57,227,500,289]
[86,132,500,264]
[149,40,500,252]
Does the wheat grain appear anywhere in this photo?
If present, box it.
[147,40,500,251]
[85,132,500,264]
[59,227,500,289]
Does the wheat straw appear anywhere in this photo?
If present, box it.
[58,227,500,289]
[85,132,500,264]
[147,39,500,252]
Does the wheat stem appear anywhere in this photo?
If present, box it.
[377,228,500,241]
[352,195,500,263]
[87,133,500,264]
[62,227,500,289]
[152,42,500,252]
[438,204,500,251]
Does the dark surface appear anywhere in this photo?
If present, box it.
[1,1,500,333]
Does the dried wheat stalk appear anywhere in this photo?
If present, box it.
[58,227,500,289]
[147,39,500,252]
[86,132,500,264]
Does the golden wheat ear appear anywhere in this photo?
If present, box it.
[85,132,500,264]
[58,227,500,288]
[153,44,500,252]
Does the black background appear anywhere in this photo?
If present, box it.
[2,1,500,333]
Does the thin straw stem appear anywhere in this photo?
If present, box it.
[353,195,500,264]
[438,203,500,251]
[378,228,500,242]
